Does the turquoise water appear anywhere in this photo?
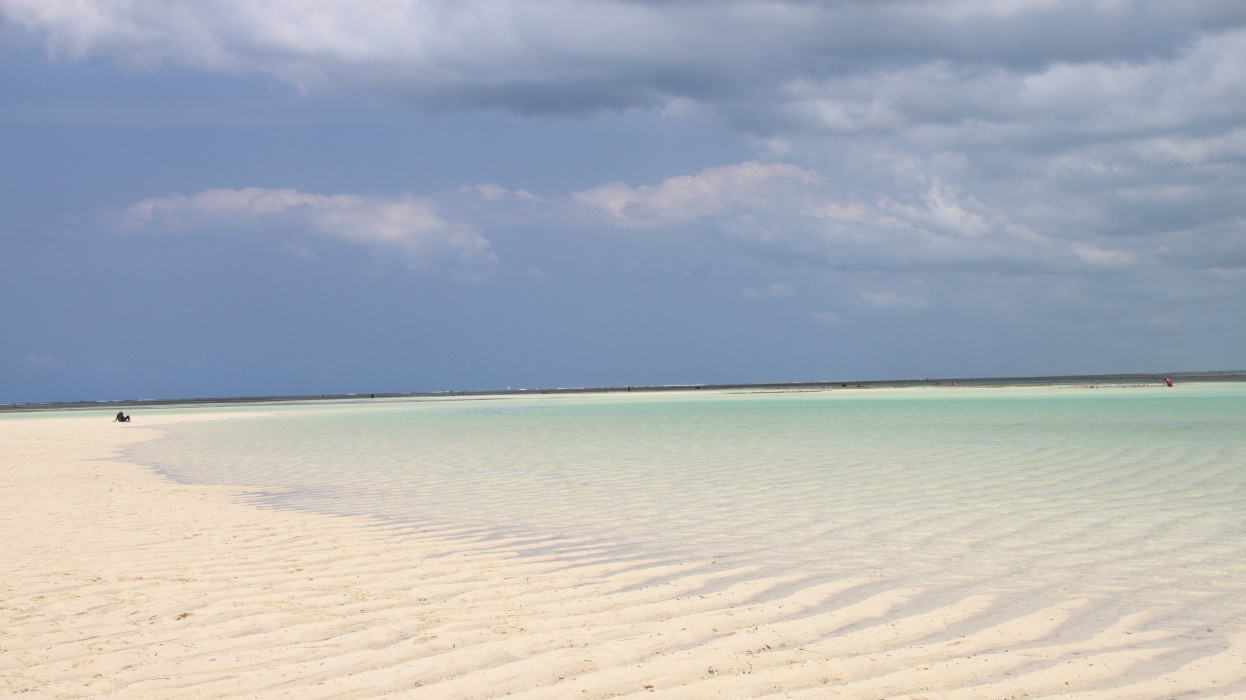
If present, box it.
[127,385,1246,618]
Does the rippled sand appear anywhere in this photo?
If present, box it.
[3,407,1245,698]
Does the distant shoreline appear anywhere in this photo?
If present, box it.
[5,369,1244,413]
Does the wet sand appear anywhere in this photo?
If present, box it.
[2,412,1243,698]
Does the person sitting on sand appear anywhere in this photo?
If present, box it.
[114,411,131,423]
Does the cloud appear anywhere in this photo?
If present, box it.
[859,291,931,311]
[5,1,1241,125]
[119,187,495,275]
[113,152,1243,285]
[566,161,1170,274]
[11,2,1246,273]
[25,353,63,370]
[756,25,1246,139]
[573,161,817,227]
[742,282,795,299]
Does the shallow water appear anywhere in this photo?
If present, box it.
[128,385,1246,626]
[4,385,1242,698]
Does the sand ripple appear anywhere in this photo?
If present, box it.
[3,412,1245,698]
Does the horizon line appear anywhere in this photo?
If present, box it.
[5,369,1245,413]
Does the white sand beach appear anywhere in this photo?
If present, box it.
[2,411,1244,699]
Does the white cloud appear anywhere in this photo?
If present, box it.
[572,161,817,227]
[119,187,495,275]
[859,291,931,311]
[565,161,1162,274]
[741,282,795,299]
[462,184,539,202]
[25,353,63,370]
[766,282,794,297]
[113,150,1239,283]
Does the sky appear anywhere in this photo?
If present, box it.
[2,0,1244,403]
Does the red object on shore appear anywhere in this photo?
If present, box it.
[1165,377,1174,387]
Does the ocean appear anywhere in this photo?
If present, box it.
[126,383,1246,638]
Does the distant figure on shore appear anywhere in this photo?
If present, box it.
[114,411,131,423]
[1165,377,1174,387]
